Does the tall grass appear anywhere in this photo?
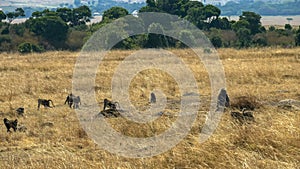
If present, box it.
[0,48,299,168]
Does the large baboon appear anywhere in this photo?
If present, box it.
[150,92,156,103]
[65,93,81,109]
[38,99,55,110]
[3,118,18,132]
[216,88,230,111]
[103,98,119,111]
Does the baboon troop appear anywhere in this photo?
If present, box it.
[103,98,119,111]
[37,99,55,110]
[3,118,18,132]
[150,92,156,103]
[65,93,81,109]
[231,108,255,124]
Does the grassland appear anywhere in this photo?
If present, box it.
[0,47,299,168]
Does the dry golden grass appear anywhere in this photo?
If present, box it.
[0,47,299,168]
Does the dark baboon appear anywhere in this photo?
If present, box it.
[65,93,81,109]
[16,107,24,116]
[3,118,18,132]
[150,92,156,103]
[38,99,55,110]
[217,88,230,111]
[103,98,119,111]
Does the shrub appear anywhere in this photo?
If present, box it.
[284,24,292,30]
[211,36,223,48]
[268,26,275,31]
[252,33,267,47]
[1,26,9,34]
[18,42,44,54]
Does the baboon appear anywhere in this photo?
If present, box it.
[3,118,18,132]
[16,107,24,116]
[65,93,81,109]
[150,92,156,103]
[216,88,230,111]
[37,99,55,110]
[103,98,119,111]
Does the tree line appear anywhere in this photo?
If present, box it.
[0,0,300,53]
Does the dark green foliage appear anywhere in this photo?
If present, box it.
[252,33,267,47]
[6,8,25,23]
[26,16,69,45]
[18,42,44,54]
[269,26,276,31]
[1,26,9,34]
[239,11,262,35]
[72,5,92,26]
[284,24,292,30]
[236,28,251,48]
[18,42,32,53]
[0,10,6,21]
[103,7,129,21]
[295,26,300,46]
[210,17,231,30]
[10,24,26,36]
[66,30,88,51]
[210,36,222,48]
[203,4,221,23]
[0,35,11,44]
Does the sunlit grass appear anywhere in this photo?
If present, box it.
[0,47,299,168]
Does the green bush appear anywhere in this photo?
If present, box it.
[210,36,223,48]
[18,42,44,54]
[1,26,9,34]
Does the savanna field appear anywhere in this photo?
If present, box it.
[0,47,299,168]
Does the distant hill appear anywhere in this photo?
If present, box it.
[0,0,146,17]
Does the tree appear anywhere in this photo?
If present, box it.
[295,26,300,46]
[237,27,251,47]
[103,7,129,21]
[177,0,201,17]
[56,7,73,23]
[0,10,6,22]
[185,6,206,29]
[232,20,250,32]
[269,26,275,31]
[26,16,68,47]
[6,8,25,23]
[284,24,292,30]
[211,36,222,48]
[203,4,221,23]
[239,11,262,35]
[72,5,92,26]
[210,17,231,30]
[146,23,168,48]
